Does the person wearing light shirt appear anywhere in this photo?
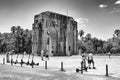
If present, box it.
[88,53,95,69]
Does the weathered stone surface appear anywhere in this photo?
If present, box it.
[32,11,78,56]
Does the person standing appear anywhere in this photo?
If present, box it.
[6,51,10,63]
[79,49,82,55]
[45,50,49,60]
[41,50,44,61]
[81,52,87,68]
[108,52,111,59]
[88,53,95,69]
[24,51,26,55]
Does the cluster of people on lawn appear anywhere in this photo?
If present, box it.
[6,49,49,63]
[6,49,111,67]
[81,52,95,69]
[80,50,111,69]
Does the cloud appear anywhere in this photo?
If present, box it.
[75,18,88,24]
[75,18,88,31]
[111,8,120,14]
[115,0,120,4]
[110,0,120,14]
[99,4,107,8]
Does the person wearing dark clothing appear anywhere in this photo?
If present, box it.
[81,53,87,68]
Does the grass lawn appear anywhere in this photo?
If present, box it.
[0,54,120,80]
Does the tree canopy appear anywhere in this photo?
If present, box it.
[0,26,32,54]
[78,29,120,55]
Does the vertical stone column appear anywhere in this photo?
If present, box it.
[47,31,50,56]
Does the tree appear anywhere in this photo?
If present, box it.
[106,43,113,53]
[114,29,120,37]
[91,37,105,53]
[79,30,84,39]
[85,33,91,41]
[79,44,86,53]
[0,26,32,54]
[25,36,32,53]
[5,43,15,52]
[0,40,7,53]
[11,26,16,34]
[11,26,24,53]
[25,29,29,34]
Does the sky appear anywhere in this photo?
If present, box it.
[0,0,120,41]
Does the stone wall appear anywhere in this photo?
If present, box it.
[32,11,78,56]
